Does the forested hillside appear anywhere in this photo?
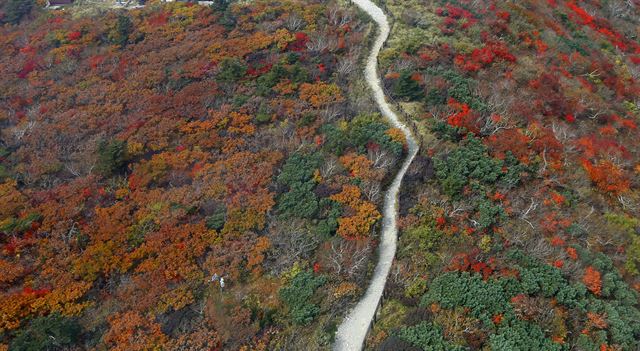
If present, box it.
[370,0,640,350]
[3,0,640,349]
[0,1,403,349]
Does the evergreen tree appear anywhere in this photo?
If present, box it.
[96,139,128,176]
[11,313,81,351]
[393,70,424,101]
[109,14,133,47]
[3,0,33,25]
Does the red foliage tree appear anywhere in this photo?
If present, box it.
[581,159,630,195]
[445,98,481,134]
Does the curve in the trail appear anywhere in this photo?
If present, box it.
[333,1,419,350]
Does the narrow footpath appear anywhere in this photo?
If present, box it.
[333,0,419,350]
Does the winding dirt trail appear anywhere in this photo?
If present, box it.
[333,1,418,350]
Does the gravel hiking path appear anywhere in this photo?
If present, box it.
[333,1,419,350]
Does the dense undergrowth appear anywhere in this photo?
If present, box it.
[0,0,406,349]
[371,0,640,350]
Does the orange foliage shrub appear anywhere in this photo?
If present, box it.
[386,128,406,145]
[104,311,167,351]
[339,153,377,180]
[581,159,630,195]
[586,312,607,329]
[0,180,26,218]
[583,266,602,295]
[299,82,344,108]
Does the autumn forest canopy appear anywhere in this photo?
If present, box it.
[0,0,640,350]
[0,0,406,349]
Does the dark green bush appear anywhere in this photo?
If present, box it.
[3,0,33,25]
[434,136,502,198]
[393,70,424,101]
[396,322,466,351]
[110,15,133,48]
[279,270,326,325]
[205,208,226,230]
[96,139,128,177]
[11,313,81,351]
[217,58,247,83]
[276,152,321,219]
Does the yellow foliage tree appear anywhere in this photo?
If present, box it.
[330,185,381,239]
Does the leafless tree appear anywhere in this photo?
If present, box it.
[337,55,357,77]
[12,120,36,142]
[320,157,339,179]
[617,195,638,211]
[346,243,371,278]
[485,81,515,116]
[362,180,381,203]
[62,220,80,248]
[367,147,395,170]
[520,197,539,229]
[525,237,554,261]
[329,240,346,276]
[480,114,510,136]
[306,34,331,52]
[328,6,352,27]
[509,231,528,247]
[447,201,469,217]
[607,0,634,18]
[394,59,415,72]
[328,239,371,279]
[285,13,305,31]
[321,105,342,122]
[267,220,319,275]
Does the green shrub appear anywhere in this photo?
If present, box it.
[11,313,81,351]
[396,322,466,351]
[210,0,233,12]
[96,139,128,177]
[3,0,33,25]
[316,199,341,237]
[431,120,463,142]
[277,152,321,186]
[276,152,321,219]
[403,224,443,251]
[349,114,403,155]
[489,319,562,351]
[434,136,503,198]
[127,218,158,248]
[0,213,41,234]
[255,112,271,124]
[393,70,424,101]
[421,271,511,327]
[277,181,318,219]
[476,199,505,229]
[425,88,447,106]
[279,270,326,325]
[109,15,133,48]
[427,69,487,111]
[627,236,640,276]
[205,208,226,230]
[217,58,247,83]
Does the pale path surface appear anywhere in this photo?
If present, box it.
[333,0,419,350]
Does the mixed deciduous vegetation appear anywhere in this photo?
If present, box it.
[3,0,640,349]
[371,0,640,350]
[0,0,406,349]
